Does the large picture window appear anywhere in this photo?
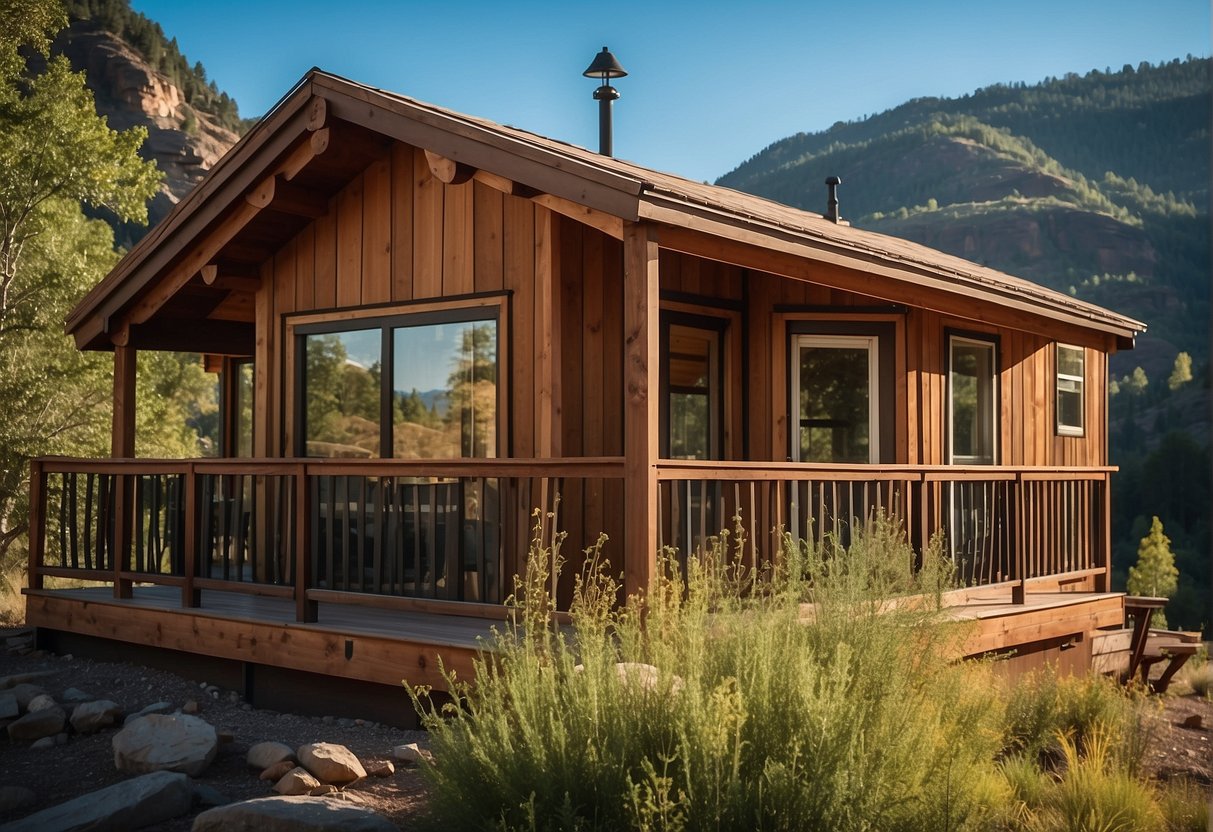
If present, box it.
[297,308,499,458]
[1056,344,1085,437]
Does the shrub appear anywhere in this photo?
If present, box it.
[1155,778,1210,832]
[1000,669,1149,772]
[1020,728,1164,832]
[410,511,1003,831]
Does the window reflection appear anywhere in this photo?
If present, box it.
[950,338,996,464]
[304,329,382,458]
[300,313,498,459]
[796,341,873,464]
[667,325,715,460]
[393,320,497,459]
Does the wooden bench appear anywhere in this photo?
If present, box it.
[1136,629,1202,693]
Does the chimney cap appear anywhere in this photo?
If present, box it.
[825,175,842,186]
[584,47,628,80]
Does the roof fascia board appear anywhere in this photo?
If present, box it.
[653,216,1129,349]
[71,104,317,348]
[641,198,1141,342]
[312,77,642,221]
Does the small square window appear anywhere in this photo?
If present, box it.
[1056,345,1085,437]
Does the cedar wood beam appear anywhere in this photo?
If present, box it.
[622,222,660,601]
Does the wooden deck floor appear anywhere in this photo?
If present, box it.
[25,585,1125,689]
[25,586,500,691]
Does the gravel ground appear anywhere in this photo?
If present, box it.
[0,628,432,830]
[1,627,1209,830]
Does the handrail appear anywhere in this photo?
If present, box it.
[656,459,1116,478]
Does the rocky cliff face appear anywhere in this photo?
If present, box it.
[54,22,240,243]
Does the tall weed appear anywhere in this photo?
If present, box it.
[411,510,1003,831]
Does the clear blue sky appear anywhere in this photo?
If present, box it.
[132,0,1209,184]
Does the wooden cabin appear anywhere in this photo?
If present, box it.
[25,70,1144,713]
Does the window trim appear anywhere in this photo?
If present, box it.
[284,295,508,458]
[946,331,999,465]
[789,333,880,464]
[1055,343,1086,438]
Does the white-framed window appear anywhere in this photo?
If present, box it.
[948,335,998,464]
[790,334,879,464]
[1056,344,1085,437]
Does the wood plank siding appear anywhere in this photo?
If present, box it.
[225,136,1106,601]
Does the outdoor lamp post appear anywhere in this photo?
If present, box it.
[583,46,627,157]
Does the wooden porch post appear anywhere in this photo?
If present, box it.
[112,342,136,599]
[27,459,45,591]
[1098,471,1112,593]
[622,222,659,601]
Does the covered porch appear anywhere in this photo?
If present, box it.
[26,455,1121,691]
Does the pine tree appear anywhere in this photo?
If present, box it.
[1167,352,1192,391]
[1126,516,1179,627]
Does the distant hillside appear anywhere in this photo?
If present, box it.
[43,0,250,245]
[720,58,1212,629]
[718,58,1210,381]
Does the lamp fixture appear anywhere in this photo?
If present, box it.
[583,47,627,157]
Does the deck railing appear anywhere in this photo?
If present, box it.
[657,461,1113,601]
[27,457,1111,620]
[28,457,626,621]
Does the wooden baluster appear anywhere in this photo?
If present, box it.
[80,473,91,571]
[1012,474,1025,603]
[57,474,69,571]
[68,473,80,577]
[296,465,316,622]
[183,465,199,607]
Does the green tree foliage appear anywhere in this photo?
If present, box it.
[1167,351,1192,391]
[1121,366,1149,396]
[0,0,161,572]
[1126,516,1178,627]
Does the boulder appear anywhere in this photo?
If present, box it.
[365,759,394,778]
[0,771,191,832]
[112,714,218,777]
[392,742,432,766]
[247,741,294,770]
[25,694,57,713]
[259,761,296,782]
[10,685,47,711]
[297,743,366,785]
[0,671,55,690]
[71,700,123,733]
[191,783,231,808]
[191,796,397,832]
[272,767,321,796]
[0,785,36,814]
[30,736,56,750]
[0,693,17,720]
[8,706,66,742]
[124,702,173,724]
[61,687,92,703]
[308,785,337,796]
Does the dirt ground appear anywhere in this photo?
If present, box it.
[0,628,1209,830]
